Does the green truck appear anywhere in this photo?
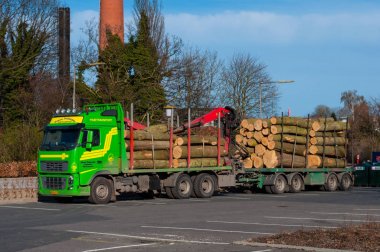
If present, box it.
[38,103,353,204]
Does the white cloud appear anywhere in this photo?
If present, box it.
[164,11,380,46]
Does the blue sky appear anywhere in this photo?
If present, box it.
[64,0,380,116]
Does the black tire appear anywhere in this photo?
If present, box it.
[193,173,215,198]
[325,174,338,192]
[165,186,175,199]
[190,175,197,198]
[88,177,113,204]
[289,174,303,193]
[270,175,287,194]
[339,173,352,191]
[264,185,273,194]
[171,174,193,199]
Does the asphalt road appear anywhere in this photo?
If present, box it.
[0,187,379,252]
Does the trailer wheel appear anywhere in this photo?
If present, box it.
[325,174,338,192]
[194,173,215,198]
[264,186,273,194]
[339,173,352,191]
[171,174,192,199]
[289,174,303,193]
[89,177,112,204]
[270,175,286,194]
[165,187,175,199]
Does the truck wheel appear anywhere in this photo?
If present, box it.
[165,187,175,199]
[325,174,338,192]
[289,174,303,193]
[171,174,192,199]
[264,185,273,194]
[270,175,286,194]
[194,173,215,198]
[89,177,112,204]
[339,173,352,191]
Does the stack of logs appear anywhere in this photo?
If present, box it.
[124,125,226,169]
[236,117,348,169]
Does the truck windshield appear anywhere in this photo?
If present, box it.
[41,126,81,151]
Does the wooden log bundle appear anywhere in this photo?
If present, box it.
[125,127,225,169]
[236,116,348,169]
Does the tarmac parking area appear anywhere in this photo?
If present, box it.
[0,187,379,252]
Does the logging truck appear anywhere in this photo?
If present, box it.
[37,103,353,204]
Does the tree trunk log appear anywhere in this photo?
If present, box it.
[243,158,253,168]
[254,131,264,142]
[175,136,225,146]
[273,141,308,156]
[173,158,220,168]
[125,130,175,141]
[273,152,322,168]
[308,145,346,158]
[271,125,309,136]
[127,150,169,160]
[172,145,227,159]
[255,144,266,156]
[126,140,170,151]
[270,117,319,131]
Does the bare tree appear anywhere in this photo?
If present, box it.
[164,49,221,109]
[219,53,276,118]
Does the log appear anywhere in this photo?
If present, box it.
[267,134,274,141]
[254,119,263,131]
[271,125,309,136]
[308,145,346,158]
[125,130,175,141]
[172,146,227,159]
[261,137,269,147]
[239,128,247,136]
[272,152,322,168]
[262,128,269,136]
[263,150,278,168]
[127,150,169,160]
[243,158,253,168]
[267,141,275,150]
[175,136,225,146]
[126,140,170,151]
[247,138,258,147]
[273,141,308,156]
[252,156,263,168]
[270,117,319,131]
[246,131,254,139]
[314,131,345,137]
[235,134,244,144]
[255,144,266,157]
[262,120,269,128]
[146,124,168,134]
[248,124,255,132]
[310,137,317,145]
[321,157,346,168]
[253,131,264,142]
[313,137,346,146]
[240,118,256,129]
[318,121,347,132]
[133,160,172,169]
[272,134,310,145]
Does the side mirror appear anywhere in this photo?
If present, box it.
[85,130,94,150]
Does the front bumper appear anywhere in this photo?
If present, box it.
[38,173,90,197]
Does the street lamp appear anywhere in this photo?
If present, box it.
[73,62,106,109]
[259,80,294,118]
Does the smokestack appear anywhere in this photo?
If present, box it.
[99,0,124,50]
[58,7,70,85]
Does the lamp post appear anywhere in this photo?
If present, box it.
[73,62,105,109]
[259,80,294,118]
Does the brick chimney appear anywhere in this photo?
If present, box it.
[99,0,124,50]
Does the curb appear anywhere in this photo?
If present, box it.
[234,241,361,252]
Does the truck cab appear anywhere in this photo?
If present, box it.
[38,104,127,202]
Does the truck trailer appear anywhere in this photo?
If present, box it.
[38,103,353,204]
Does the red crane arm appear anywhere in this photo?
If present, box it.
[173,107,231,133]
[124,118,146,130]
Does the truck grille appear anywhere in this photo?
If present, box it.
[42,177,66,190]
[40,161,68,172]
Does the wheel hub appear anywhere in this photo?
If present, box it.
[96,184,109,199]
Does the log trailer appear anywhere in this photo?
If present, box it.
[38,103,353,204]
